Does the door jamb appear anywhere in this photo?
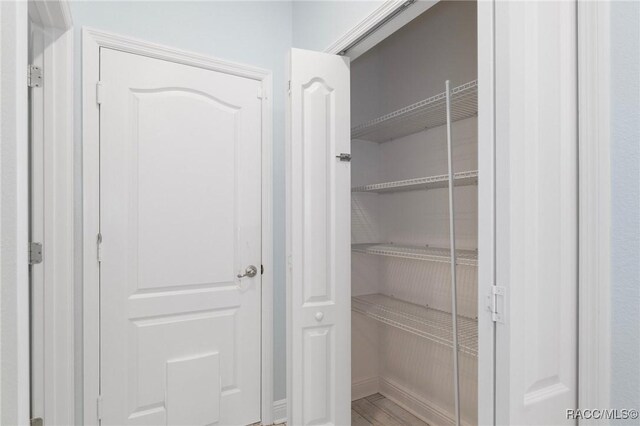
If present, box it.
[477,2,497,424]
[577,0,611,416]
[81,27,274,425]
[25,1,74,425]
[0,2,30,424]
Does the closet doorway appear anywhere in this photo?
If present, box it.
[287,1,579,425]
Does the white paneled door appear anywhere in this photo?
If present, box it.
[494,1,578,424]
[287,48,351,426]
[99,48,262,425]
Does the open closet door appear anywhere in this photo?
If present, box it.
[286,48,351,426]
[493,1,578,425]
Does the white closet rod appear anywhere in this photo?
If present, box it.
[445,80,461,426]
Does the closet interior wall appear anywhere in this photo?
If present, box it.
[350,2,478,424]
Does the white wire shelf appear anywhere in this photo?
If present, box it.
[352,243,478,267]
[351,80,478,143]
[352,293,478,357]
[352,170,478,194]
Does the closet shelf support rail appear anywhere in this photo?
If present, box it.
[351,243,478,266]
[351,80,478,143]
[351,170,478,193]
[352,294,478,357]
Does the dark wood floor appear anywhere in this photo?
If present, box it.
[351,393,430,426]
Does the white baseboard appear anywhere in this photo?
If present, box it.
[272,398,287,424]
[352,376,380,401]
[379,377,470,426]
[273,377,468,426]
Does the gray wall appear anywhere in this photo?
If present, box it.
[69,1,292,417]
[610,0,640,420]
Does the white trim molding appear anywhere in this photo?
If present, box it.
[323,0,437,60]
[477,1,496,425]
[260,69,275,426]
[81,27,274,425]
[352,377,380,401]
[2,1,73,424]
[272,399,287,424]
[1,2,30,424]
[33,0,73,30]
[83,28,269,82]
[577,0,611,416]
[28,1,75,424]
[379,378,472,426]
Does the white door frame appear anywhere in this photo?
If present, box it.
[477,2,496,424]
[577,0,611,415]
[321,1,613,425]
[1,0,74,424]
[81,28,274,425]
[29,3,75,425]
[0,2,30,424]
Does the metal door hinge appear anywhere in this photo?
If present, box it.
[288,80,291,96]
[30,417,43,426]
[96,81,104,105]
[97,233,103,262]
[488,285,506,323]
[257,87,267,100]
[28,65,43,88]
[261,264,264,275]
[97,395,103,421]
[29,242,43,265]
[336,153,352,162]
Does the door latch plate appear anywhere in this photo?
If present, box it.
[488,285,506,323]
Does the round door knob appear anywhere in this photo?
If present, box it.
[237,265,258,278]
[315,312,324,322]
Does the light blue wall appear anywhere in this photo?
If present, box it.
[69,1,292,418]
[292,0,384,50]
[610,0,640,420]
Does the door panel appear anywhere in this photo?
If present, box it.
[100,48,261,426]
[28,18,45,423]
[287,48,351,426]
[494,1,578,424]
